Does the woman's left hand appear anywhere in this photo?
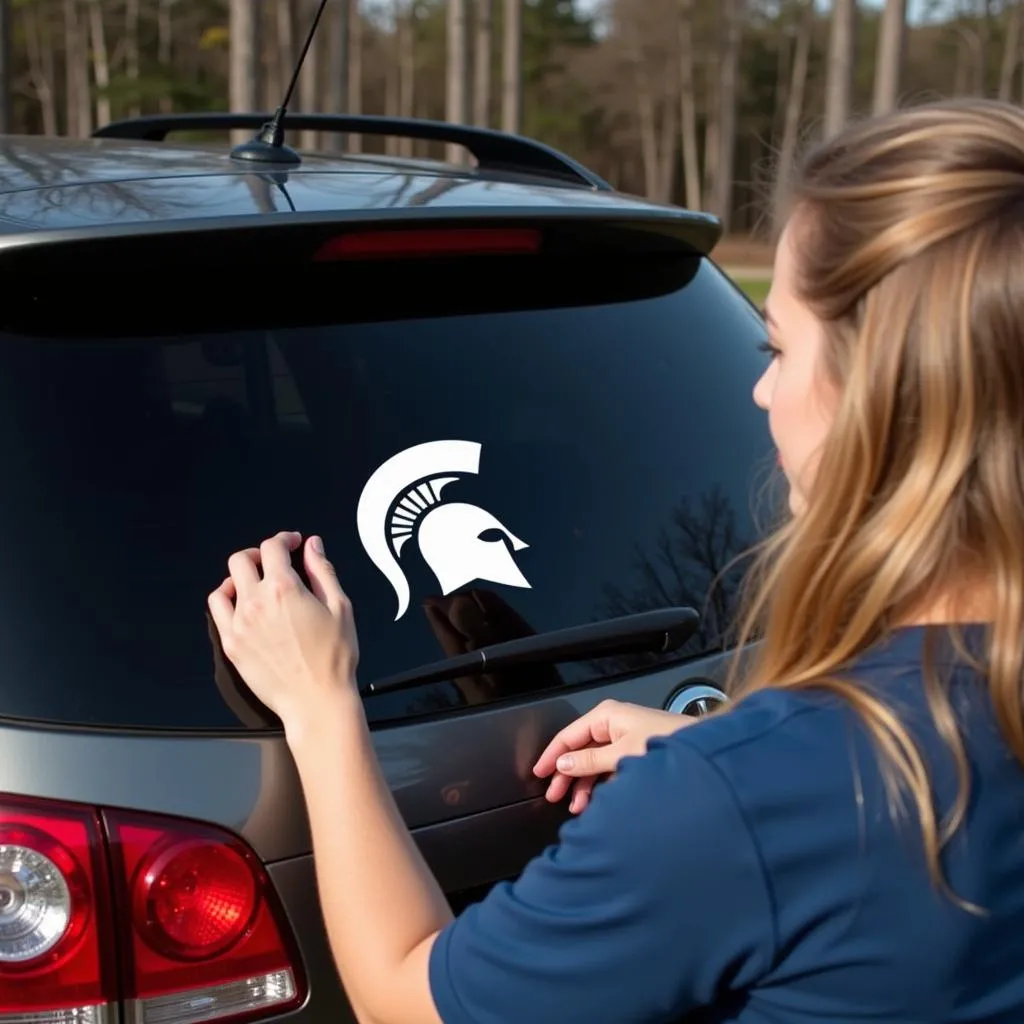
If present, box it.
[207,531,361,732]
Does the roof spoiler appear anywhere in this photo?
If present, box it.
[0,208,724,271]
[94,112,614,192]
[0,214,719,338]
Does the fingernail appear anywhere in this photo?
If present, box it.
[311,535,324,555]
[556,755,573,771]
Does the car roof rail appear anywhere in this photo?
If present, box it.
[92,113,613,191]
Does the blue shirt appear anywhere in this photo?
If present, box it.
[428,626,1024,1022]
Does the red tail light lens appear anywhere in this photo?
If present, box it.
[312,226,542,261]
[133,837,258,961]
[0,794,304,1024]
[108,811,304,1022]
[0,797,115,1024]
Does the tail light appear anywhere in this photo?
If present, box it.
[312,226,543,261]
[0,797,114,1024]
[0,796,305,1024]
[108,811,302,1024]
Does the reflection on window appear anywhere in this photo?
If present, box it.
[159,336,310,428]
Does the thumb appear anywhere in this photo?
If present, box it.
[556,743,621,779]
[304,536,345,614]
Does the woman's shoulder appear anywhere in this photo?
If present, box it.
[638,685,881,833]
[655,684,851,766]
[663,626,994,779]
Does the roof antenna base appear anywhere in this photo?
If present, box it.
[230,0,328,168]
[229,109,302,166]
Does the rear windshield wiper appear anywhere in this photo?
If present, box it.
[361,606,700,696]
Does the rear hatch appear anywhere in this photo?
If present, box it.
[0,216,772,1024]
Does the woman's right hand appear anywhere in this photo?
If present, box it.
[532,699,696,814]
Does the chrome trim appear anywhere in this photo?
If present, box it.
[665,682,728,716]
[123,970,300,1024]
[0,1002,116,1024]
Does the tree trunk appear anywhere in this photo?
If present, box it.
[773,24,792,143]
[65,0,92,137]
[88,0,111,128]
[773,0,813,210]
[64,0,78,136]
[23,3,58,135]
[474,0,493,126]
[328,0,350,150]
[0,0,9,135]
[501,0,522,133]
[657,82,679,204]
[872,0,907,113]
[631,25,659,198]
[276,0,295,100]
[999,0,1021,99]
[714,0,743,232]
[824,0,856,136]
[703,70,719,209]
[229,0,259,145]
[977,0,993,93]
[348,0,362,152]
[42,11,57,134]
[446,0,470,162]
[157,0,172,113]
[398,2,415,155]
[1020,34,1024,99]
[955,25,982,93]
[385,1,401,152]
[125,0,140,116]
[299,0,321,151]
[329,0,349,109]
[678,0,701,208]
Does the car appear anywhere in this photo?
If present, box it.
[0,107,771,1024]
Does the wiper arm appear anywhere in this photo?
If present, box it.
[362,606,700,696]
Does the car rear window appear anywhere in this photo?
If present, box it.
[0,252,772,730]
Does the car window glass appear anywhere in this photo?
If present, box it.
[0,256,772,729]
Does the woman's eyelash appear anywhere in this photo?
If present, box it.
[758,340,781,358]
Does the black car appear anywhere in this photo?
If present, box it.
[0,110,770,1024]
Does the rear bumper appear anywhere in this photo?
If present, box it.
[265,796,568,1023]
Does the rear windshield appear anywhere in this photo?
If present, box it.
[0,252,772,730]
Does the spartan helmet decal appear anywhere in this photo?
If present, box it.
[356,440,532,620]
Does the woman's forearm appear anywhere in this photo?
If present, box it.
[286,691,451,1024]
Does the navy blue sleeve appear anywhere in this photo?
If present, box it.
[428,735,777,1024]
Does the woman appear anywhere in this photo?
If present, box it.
[208,97,1024,1023]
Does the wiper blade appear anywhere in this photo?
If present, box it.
[362,606,700,696]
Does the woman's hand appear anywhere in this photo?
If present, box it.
[532,699,695,814]
[207,531,360,736]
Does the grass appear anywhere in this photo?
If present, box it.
[735,277,771,307]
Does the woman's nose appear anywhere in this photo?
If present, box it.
[752,367,771,411]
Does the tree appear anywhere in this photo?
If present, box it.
[592,485,754,674]
[445,0,468,160]
[501,0,521,132]
[824,0,857,136]
[2,0,1018,234]
[0,0,11,133]
[678,0,701,208]
[873,0,907,112]
[228,0,258,145]
[474,0,492,124]
[998,0,1021,99]
[774,0,815,208]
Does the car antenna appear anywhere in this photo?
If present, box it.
[229,0,329,166]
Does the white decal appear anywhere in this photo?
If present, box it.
[356,440,531,620]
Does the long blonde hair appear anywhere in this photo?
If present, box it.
[727,97,1024,908]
